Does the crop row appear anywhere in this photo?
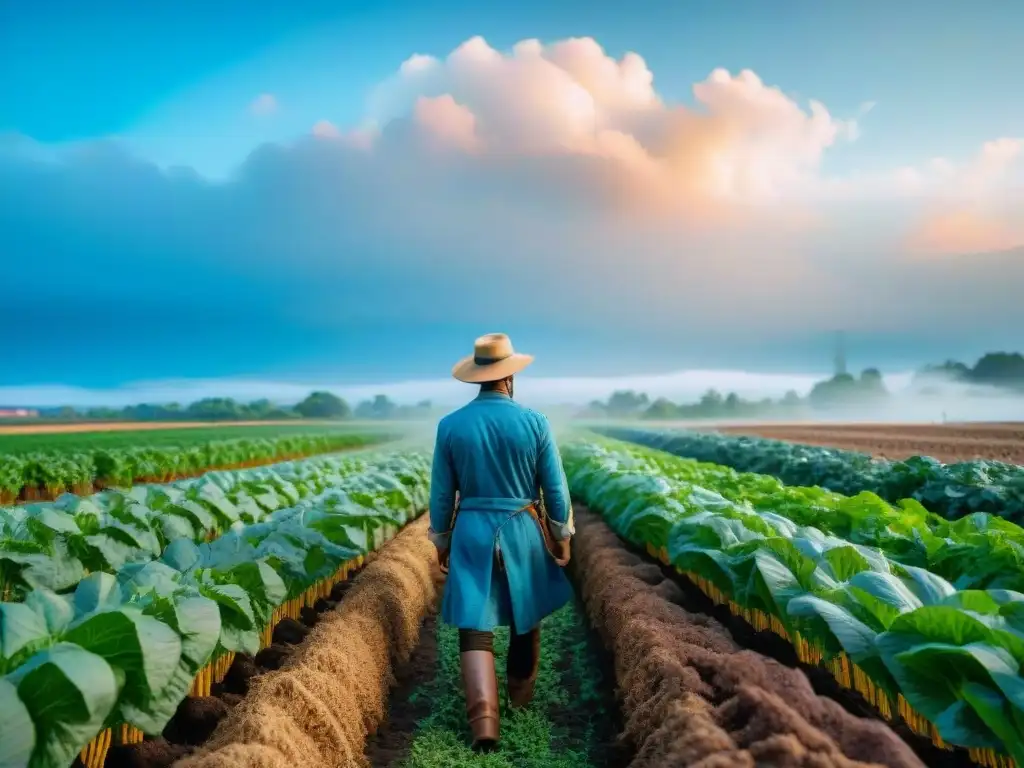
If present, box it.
[1,447,426,602]
[598,425,1024,523]
[569,506,924,767]
[0,448,431,768]
[564,437,1023,767]
[180,516,439,768]
[0,429,390,504]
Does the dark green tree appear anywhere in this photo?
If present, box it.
[295,391,351,419]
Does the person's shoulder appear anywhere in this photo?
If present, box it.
[517,405,552,433]
[437,401,475,430]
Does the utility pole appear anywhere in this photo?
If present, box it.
[834,331,848,377]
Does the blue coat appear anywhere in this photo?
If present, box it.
[428,391,575,633]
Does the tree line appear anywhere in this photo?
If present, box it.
[914,352,1024,390]
[34,391,436,422]
[584,350,1024,421]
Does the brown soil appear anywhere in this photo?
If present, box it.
[363,594,443,767]
[708,423,1024,463]
[571,507,927,768]
[173,517,440,768]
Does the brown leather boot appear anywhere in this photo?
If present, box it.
[506,628,541,708]
[460,650,500,750]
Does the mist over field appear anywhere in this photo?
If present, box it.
[4,368,1023,423]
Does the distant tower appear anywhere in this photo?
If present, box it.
[833,331,848,376]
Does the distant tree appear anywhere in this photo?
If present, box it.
[643,398,678,420]
[860,368,887,395]
[970,352,1024,389]
[295,391,351,419]
[355,394,397,419]
[606,390,649,416]
[186,397,245,420]
[699,389,724,410]
[781,390,802,407]
[916,359,971,382]
[724,392,741,411]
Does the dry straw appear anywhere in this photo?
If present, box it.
[174,517,439,768]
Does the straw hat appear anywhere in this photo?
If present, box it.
[452,333,534,383]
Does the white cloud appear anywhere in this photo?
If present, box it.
[367,37,858,218]
[249,93,278,116]
[358,35,1023,249]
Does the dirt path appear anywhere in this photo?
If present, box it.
[365,594,626,767]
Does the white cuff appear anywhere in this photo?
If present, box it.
[546,517,574,541]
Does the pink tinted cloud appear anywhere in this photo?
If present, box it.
[907,138,1024,254]
[368,35,857,222]
[361,35,1024,249]
[249,93,278,116]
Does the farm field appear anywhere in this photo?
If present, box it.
[0,425,395,503]
[703,421,1024,463]
[598,424,1024,523]
[0,420,315,437]
[3,430,1023,768]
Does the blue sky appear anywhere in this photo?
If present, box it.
[2,0,1023,403]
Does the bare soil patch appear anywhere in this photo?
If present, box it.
[708,423,1024,463]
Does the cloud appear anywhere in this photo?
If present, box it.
[249,93,278,116]
[2,35,1024,388]
[369,37,858,220]
[906,138,1024,254]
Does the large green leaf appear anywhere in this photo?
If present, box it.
[8,643,119,768]
[123,595,220,734]
[0,603,48,670]
[72,573,123,616]
[0,678,34,768]
[787,595,878,661]
[24,590,73,636]
[63,608,182,719]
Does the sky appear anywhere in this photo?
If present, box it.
[1,0,1023,406]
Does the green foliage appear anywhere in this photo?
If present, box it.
[564,437,1024,762]
[294,391,351,419]
[601,426,1024,523]
[0,448,431,768]
[0,429,390,501]
[401,603,616,768]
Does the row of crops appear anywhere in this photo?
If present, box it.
[0,429,390,504]
[598,426,1024,523]
[563,436,1024,767]
[0,447,431,768]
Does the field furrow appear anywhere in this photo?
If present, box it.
[572,506,926,768]
[566,436,1024,767]
[174,517,440,768]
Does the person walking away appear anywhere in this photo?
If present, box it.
[427,332,574,752]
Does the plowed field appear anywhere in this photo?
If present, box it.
[705,422,1024,463]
